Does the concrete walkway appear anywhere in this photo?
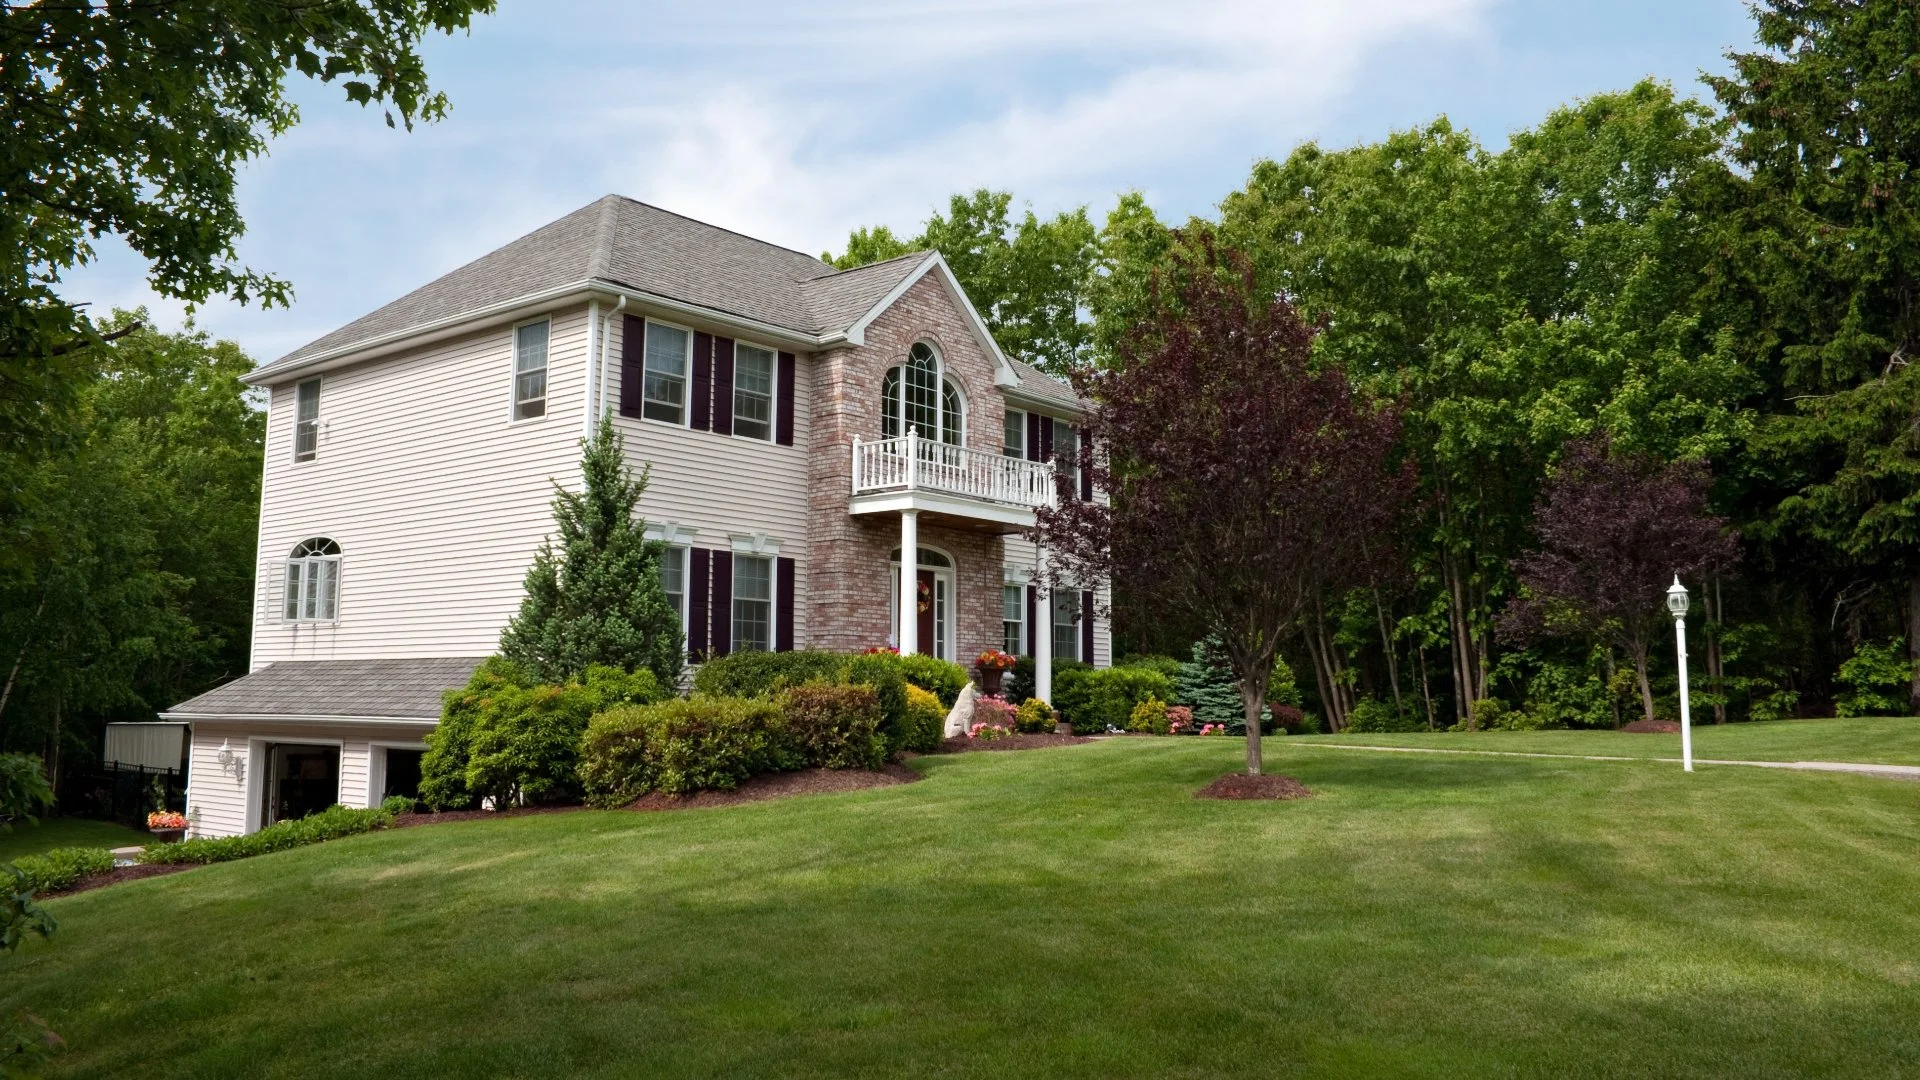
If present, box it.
[1293,741,1920,782]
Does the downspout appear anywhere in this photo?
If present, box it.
[600,295,626,422]
[582,298,601,441]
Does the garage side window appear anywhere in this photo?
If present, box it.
[284,537,342,622]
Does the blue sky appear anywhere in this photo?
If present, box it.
[64,0,1758,362]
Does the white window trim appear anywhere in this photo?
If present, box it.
[1002,407,1026,458]
[644,524,698,646]
[729,532,781,557]
[730,340,778,443]
[282,544,342,625]
[292,377,322,463]
[731,551,777,654]
[509,316,552,424]
[640,316,696,430]
[884,341,966,446]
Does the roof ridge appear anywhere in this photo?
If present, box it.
[588,195,620,279]
[610,194,830,271]
[800,249,933,284]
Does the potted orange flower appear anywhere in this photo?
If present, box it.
[975,649,1016,697]
[147,810,187,844]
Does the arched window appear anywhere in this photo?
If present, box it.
[881,342,964,445]
[284,538,341,623]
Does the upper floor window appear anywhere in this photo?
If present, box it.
[293,378,321,462]
[1003,408,1026,458]
[513,320,549,420]
[881,342,962,445]
[284,537,341,623]
[733,554,773,653]
[734,343,775,441]
[643,321,691,424]
[1053,418,1079,490]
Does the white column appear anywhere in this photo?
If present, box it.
[1034,544,1053,704]
[899,509,919,656]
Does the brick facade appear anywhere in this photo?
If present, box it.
[805,273,1009,661]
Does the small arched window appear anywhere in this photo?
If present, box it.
[284,537,341,623]
[881,342,963,445]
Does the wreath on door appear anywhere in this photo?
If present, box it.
[917,579,932,613]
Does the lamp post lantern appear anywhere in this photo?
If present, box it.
[1667,575,1693,773]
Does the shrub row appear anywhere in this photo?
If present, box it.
[693,649,963,754]
[137,805,393,866]
[1054,665,1174,734]
[8,847,115,893]
[581,684,887,805]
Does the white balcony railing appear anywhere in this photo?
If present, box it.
[852,430,1056,510]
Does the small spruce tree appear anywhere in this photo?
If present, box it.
[500,417,683,688]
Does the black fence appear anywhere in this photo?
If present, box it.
[56,761,187,827]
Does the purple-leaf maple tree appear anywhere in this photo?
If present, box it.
[1497,433,1738,725]
[1034,234,1414,776]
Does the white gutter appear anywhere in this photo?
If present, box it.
[581,298,601,440]
[160,712,440,726]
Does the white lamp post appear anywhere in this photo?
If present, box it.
[1666,575,1694,773]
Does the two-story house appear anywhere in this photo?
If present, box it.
[163,196,1106,837]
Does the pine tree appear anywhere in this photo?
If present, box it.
[500,418,683,688]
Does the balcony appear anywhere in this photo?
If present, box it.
[850,431,1055,529]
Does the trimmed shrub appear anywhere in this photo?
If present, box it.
[422,659,665,810]
[1345,698,1424,733]
[692,650,848,698]
[901,684,946,752]
[380,795,418,815]
[1272,703,1314,734]
[777,683,887,771]
[1127,694,1171,734]
[1166,704,1195,733]
[8,847,114,893]
[580,696,787,806]
[893,653,968,707]
[1055,665,1174,734]
[138,805,392,866]
[1014,697,1057,734]
[1005,655,1090,704]
[1116,654,1183,680]
[841,652,911,751]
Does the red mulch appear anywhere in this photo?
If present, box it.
[626,764,919,810]
[931,732,1093,753]
[40,862,195,899]
[1620,720,1682,733]
[1195,773,1313,801]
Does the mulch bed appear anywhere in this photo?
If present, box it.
[1195,773,1313,801]
[625,764,920,810]
[390,804,586,829]
[40,862,195,899]
[1620,720,1682,733]
[930,732,1093,753]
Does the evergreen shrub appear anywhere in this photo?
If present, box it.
[691,650,847,698]
[1345,698,1424,733]
[1055,666,1174,734]
[1014,697,1057,734]
[900,684,947,752]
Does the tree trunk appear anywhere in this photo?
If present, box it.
[1444,553,1478,713]
[0,588,48,738]
[1417,646,1436,729]
[1303,627,1335,732]
[1708,577,1727,724]
[1909,575,1920,716]
[1631,639,1656,725]
[1374,590,1402,713]
[1604,650,1623,729]
[1242,677,1267,776]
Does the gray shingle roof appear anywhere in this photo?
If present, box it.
[257,196,932,381]
[165,658,483,720]
[1005,357,1083,414]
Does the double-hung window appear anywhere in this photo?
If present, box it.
[733,343,775,441]
[1053,419,1079,493]
[643,322,691,424]
[1003,408,1026,458]
[1052,590,1079,662]
[284,538,341,622]
[513,320,549,419]
[659,545,687,644]
[293,378,321,462]
[1003,584,1025,655]
[733,555,773,653]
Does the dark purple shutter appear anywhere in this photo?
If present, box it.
[712,337,735,436]
[710,550,733,657]
[1081,590,1095,665]
[691,332,713,431]
[776,352,797,446]
[619,316,645,417]
[776,556,796,651]
[1025,585,1037,657]
[1079,428,1093,502]
[1026,412,1044,462]
[1039,418,1055,463]
[688,547,711,659]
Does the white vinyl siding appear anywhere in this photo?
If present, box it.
[185,722,429,838]
[1004,534,1110,669]
[733,554,773,653]
[733,343,775,441]
[643,321,690,424]
[251,307,592,665]
[294,378,321,461]
[513,320,549,419]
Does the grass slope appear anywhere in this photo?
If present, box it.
[0,818,148,863]
[6,735,1919,1079]
[1308,715,1920,765]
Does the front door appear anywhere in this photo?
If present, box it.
[263,743,340,826]
[916,569,937,659]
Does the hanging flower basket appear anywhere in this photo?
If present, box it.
[147,810,187,843]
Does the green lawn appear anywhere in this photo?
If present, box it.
[6,733,1919,1078]
[0,818,148,863]
[1304,714,1920,765]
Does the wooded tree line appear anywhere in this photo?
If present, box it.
[836,1,1920,729]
